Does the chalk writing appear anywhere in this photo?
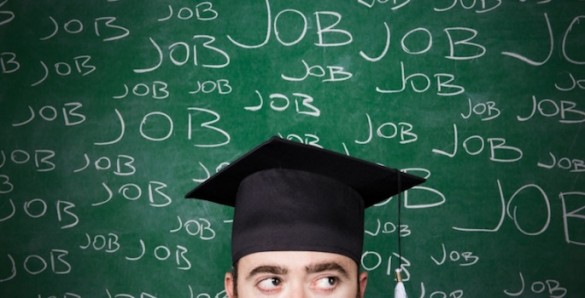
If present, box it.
[559,192,585,246]
[365,219,411,237]
[0,0,14,26]
[187,286,228,298]
[502,14,585,66]
[0,52,19,73]
[79,233,120,253]
[430,243,479,267]
[281,59,352,82]
[94,181,172,207]
[537,152,584,173]
[133,37,230,73]
[12,102,85,127]
[170,216,216,240]
[113,81,170,99]
[504,272,567,297]
[434,0,502,13]
[228,1,352,48]
[190,161,231,183]
[516,95,585,124]
[432,124,523,162]
[0,250,71,283]
[0,198,78,229]
[189,79,232,95]
[417,282,464,298]
[555,72,585,91]
[0,149,56,172]
[461,98,501,121]
[40,16,129,41]
[31,56,95,86]
[158,3,218,22]
[0,0,583,296]
[361,251,411,278]
[124,239,191,270]
[276,132,322,147]
[359,25,485,62]
[105,289,157,298]
[245,90,320,117]
[376,62,465,96]
[355,113,417,145]
[73,153,136,176]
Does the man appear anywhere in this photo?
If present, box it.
[186,137,424,297]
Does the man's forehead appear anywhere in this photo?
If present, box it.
[238,251,358,273]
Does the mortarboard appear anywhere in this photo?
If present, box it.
[185,136,425,264]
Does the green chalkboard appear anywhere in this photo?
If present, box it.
[1,0,584,297]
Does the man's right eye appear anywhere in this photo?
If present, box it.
[257,277,282,292]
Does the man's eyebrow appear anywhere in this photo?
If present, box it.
[246,265,288,280]
[305,262,350,278]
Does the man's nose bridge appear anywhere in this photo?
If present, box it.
[287,279,309,298]
[289,291,308,298]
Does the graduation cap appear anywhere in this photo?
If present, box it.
[185,136,425,264]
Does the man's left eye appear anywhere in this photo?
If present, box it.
[314,276,338,290]
[257,277,282,292]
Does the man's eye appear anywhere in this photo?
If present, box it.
[314,276,338,290]
[257,277,282,291]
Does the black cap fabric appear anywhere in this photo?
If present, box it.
[185,136,425,264]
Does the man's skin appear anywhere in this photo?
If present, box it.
[224,251,368,297]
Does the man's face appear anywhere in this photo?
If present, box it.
[224,251,368,298]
